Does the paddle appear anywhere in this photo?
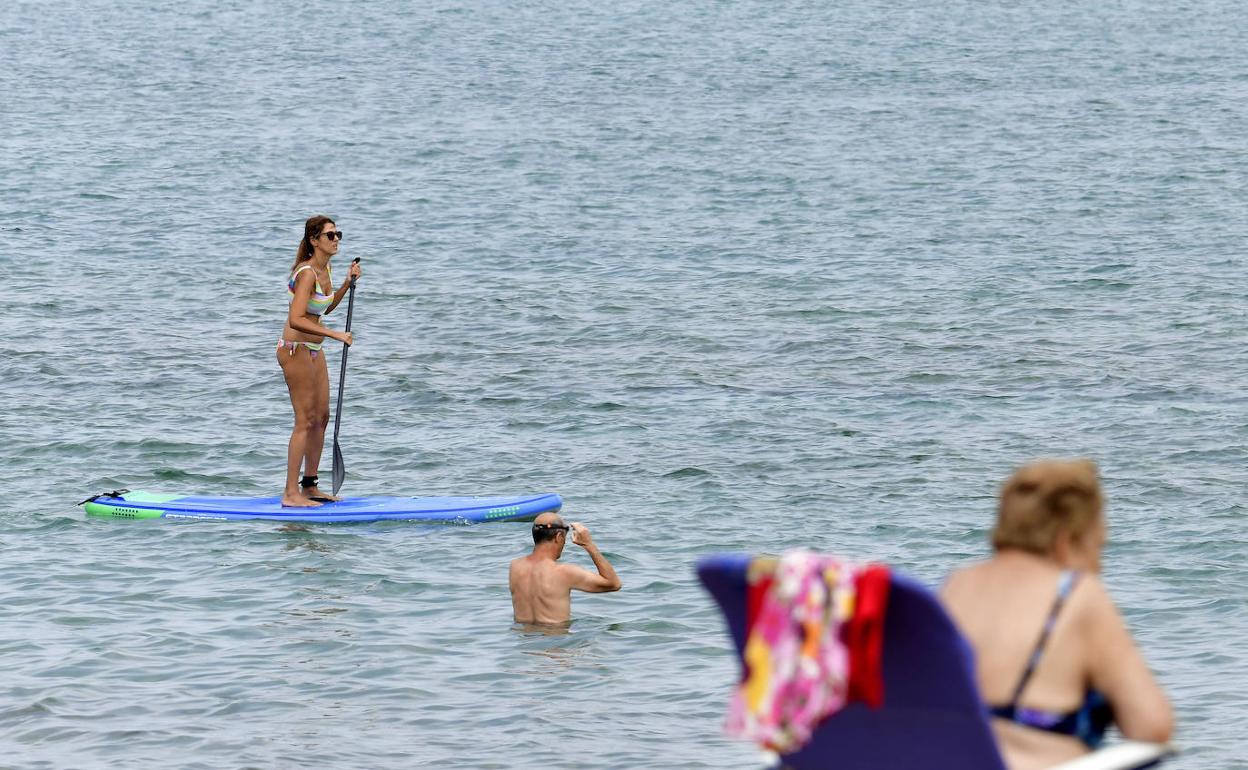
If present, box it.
[330,257,360,496]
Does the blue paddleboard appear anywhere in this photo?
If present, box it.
[80,490,562,523]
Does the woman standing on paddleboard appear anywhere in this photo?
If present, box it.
[277,215,362,507]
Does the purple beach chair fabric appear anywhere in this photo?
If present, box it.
[697,553,1173,770]
[697,553,1009,770]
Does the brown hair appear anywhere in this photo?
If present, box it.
[291,215,335,274]
[991,459,1103,555]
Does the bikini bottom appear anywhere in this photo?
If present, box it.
[278,338,323,359]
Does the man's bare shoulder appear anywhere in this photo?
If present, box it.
[554,560,607,588]
[510,554,540,580]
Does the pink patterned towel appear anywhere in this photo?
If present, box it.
[726,550,863,754]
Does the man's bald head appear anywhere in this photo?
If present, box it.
[532,512,569,545]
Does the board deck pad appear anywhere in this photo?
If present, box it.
[82,490,562,523]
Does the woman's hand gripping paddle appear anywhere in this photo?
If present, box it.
[331,257,360,496]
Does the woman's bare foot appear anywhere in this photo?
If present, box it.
[281,493,322,508]
[303,486,341,502]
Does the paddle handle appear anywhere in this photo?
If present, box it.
[343,257,360,334]
[331,258,360,440]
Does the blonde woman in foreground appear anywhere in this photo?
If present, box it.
[941,460,1173,770]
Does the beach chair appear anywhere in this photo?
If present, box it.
[696,553,1173,770]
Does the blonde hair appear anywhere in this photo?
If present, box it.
[991,459,1103,555]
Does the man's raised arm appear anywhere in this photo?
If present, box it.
[565,523,621,593]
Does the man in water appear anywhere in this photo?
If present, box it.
[509,512,622,624]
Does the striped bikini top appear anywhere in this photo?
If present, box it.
[288,264,333,316]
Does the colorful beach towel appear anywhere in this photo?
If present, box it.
[727,550,889,754]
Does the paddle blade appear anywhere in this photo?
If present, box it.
[331,440,345,496]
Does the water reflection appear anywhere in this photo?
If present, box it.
[509,622,597,673]
[512,621,572,637]
[278,523,336,553]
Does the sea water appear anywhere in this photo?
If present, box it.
[1,0,1245,767]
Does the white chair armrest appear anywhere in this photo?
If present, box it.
[1048,742,1175,770]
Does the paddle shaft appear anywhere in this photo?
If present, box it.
[330,258,360,494]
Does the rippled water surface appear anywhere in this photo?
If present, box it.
[2,1,1247,768]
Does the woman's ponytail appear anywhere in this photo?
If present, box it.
[291,215,336,275]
